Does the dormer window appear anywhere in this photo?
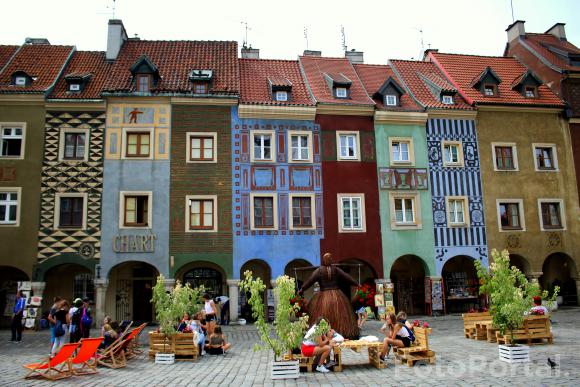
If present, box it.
[441,95,454,105]
[15,77,27,86]
[189,69,213,95]
[11,71,32,87]
[511,70,543,99]
[268,76,292,102]
[385,95,397,106]
[324,73,352,100]
[193,82,208,94]
[375,76,404,108]
[136,74,151,93]
[483,84,497,96]
[524,86,537,98]
[69,83,81,92]
[336,87,347,98]
[130,55,159,94]
[275,91,288,101]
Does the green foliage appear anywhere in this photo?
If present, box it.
[239,271,309,359]
[475,249,559,345]
[312,318,330,340]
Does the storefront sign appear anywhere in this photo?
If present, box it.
[113,235,157,253]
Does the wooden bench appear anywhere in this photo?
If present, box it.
[395,327,436,367]
[495,315,553,345]
[462,312,492,339]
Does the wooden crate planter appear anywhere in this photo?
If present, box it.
[271,360,300,380]
[155,353,175,365]
[149,332,171,358]
[498,344,529,363]
[149,332,198,362]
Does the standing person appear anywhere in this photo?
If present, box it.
[68,298,83,343]
[10,291,26,343]
[202,294,218,336]
[80,297,93,339]
[47,296,62,349]
[215,295,230,325]
[299,252,360,339]
[52,300,69,356]
[356,305,368,329]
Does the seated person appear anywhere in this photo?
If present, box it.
[301,317,334,373]
[100,324,118,349]
[530,296,549,315]
[205,326,231,355]
[190,313,207,355]
[177,313,192,332]
[100,316,112,337]
[379,312,412,362]
[111,321,122,336]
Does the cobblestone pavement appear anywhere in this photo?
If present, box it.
[1,308,579,386]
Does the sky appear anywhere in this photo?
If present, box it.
[2,0,579,64]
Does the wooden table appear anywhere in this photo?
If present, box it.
[333,340,385,372]
[475,321,498,342]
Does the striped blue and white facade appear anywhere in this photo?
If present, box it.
[426,118,488,275]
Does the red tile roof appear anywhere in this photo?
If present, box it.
[389,60,473,110]
[50,51,111,99]
[103,40,239,95]
[353,64,422,111]
[0,44,74,93]
[429,52,564,107]
[0,45,19,70]
[239,59,313,106]
[523,33,580,72]
[298,56,374,105]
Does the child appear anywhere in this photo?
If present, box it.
[301,317,335,373]
[191,313,207,355]
[205,326,231,355]
[356,306,368,328]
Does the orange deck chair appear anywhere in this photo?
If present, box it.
[23,342,79,380]
[71,337,104,375]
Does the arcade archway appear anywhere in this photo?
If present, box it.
[541,253,578,306]
[0,266,28,328]
[390,255,427,316]
[442,256,480,313]
[240,259,272,322]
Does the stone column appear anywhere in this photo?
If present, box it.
[574,277,580,305]
[163,278,176,292]
[227,280,240,322]
[94,279,108,328]
[528,272,543,284]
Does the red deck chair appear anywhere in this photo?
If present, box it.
[71,337,103,375]
[23,342,79,380]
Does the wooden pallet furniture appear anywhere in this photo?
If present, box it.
[148,332,199,361]
[475,321,499,343]
[462,311,492,339]
[283,354,314,372]
[334,340,385,372]
[495,315,553,345]
[394,327,436,367]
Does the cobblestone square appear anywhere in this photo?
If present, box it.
[1,308,579,386]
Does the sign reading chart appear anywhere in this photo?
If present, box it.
[113,235,157,253]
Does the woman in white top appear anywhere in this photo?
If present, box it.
[202,294,219,336]
[379,312,412,362]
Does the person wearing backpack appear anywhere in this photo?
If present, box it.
[68,298,83,343]
[80,297,93,339]
[379,312,413,363]
[52,299,69,356]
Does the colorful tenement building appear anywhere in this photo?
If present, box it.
[0,19,579,327]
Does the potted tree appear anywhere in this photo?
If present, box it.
[240,271,309,380]
[475,249,558,363]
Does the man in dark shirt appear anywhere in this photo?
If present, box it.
[10,291,26,343]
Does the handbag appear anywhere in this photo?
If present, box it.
[81,308,93,327]
[55,321,65,337]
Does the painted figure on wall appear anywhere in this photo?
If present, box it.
[128,108,143,124]
[299,252,359,339]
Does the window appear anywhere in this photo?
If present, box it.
[64,133,86,160]
[290,194,315,229]
[58,197,84,228]
[136,74,151,92]
[441,95,454,105]
[524,86,537,98]
[533,144,558,171]
[492,143,518,171]
[390,138,414,165]
[288,131,312,163]
[251,131,275,162]
[442,141,463,166]
[251,194,277,230]
[0,189,20,226]
[447,197,469,226]
[395,198,414,224]
[538,199,565,230]
[385,95,397,106]
[389,192,421,229]
[335,87,348,98]
[187,132,217,162]
[69,83,81,92]
[336,131,359,161]
[126,132,151,158]
[483,84,496,96]
[120,193,152,228]
[498,202,522,230]
[338,194,366,232]
[193,82,208,94]
[275,91,288,102]
[0,126,24,158]
[186,196,217,232]
[15,77,27,86]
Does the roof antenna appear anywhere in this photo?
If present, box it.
[418,27,425,58]
[97,0,116,19]
[241,21,252,49]
[510,0,515,23]
[341,25,347,52]
[304,27,309,51]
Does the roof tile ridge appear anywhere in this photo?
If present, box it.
[346,60,375,105]
[47,46,76,95]
[388,61,427,109]
[434,51,516,60]
[297,57,317,105]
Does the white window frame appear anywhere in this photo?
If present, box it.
[288,193,316,230]
[186,132,217,164]
[389,191,421,230]
[58,128,90,162]
[54,192,88,230]
[288,130,313,163]
[491,142,519,171]
[121,127,155,160]
[185,195,218,232]
[496,199,525,232]
[441,95,454,105]
[446,196,469,227]
[336,131,360,161]
[275,91,288,102]
[15,76,27,86]
[250,193,278,231]
[532,143,559,172]
[537,198,566,231]
[337,193,366,233]
[385,94,397,106]
[69,83,81,91]
[389,137,415,166]
[0,123,26,159]
[442,141,464,167]
[250,130,275,162]
[119,191,153,229]
[0,187,21,227]
[335,87,348,98]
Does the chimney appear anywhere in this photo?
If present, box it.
[106,19,128,61]
[303,50,322,57]
[545,23,567,40]
[24,38,50,45]
[345,49,364,64]
[506,20,526,42]
[241,47,260,59]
